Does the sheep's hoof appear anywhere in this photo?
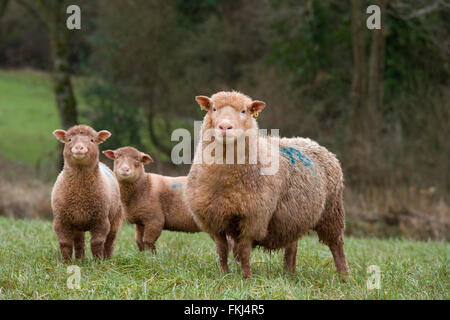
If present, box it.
[338,271,350,283]
[220,266,230,273]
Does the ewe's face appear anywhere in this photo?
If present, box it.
[196,94,266,144]
[210,105,250,143]
[53,125,111,167]
[103,147,152,183]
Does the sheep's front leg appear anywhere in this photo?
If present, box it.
[283,241,297,274]
[54,220,73,263]
[73,231,85,260]
[235,239,253,278]
[142,218,164,252]
[90,221,110,259]
[135,224,145,251]
[213,233,230,273]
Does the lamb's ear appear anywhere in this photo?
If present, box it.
[141,153,153,165]
[195,96,213,111]
[53,129,67,143]
[96,130,111,144]
[103,150,116,160]
[248,100,266,114]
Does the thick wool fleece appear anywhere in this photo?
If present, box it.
[51,125,122,262]
[185,91,349,278]
[109,147,200,252]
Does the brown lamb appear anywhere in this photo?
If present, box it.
[185,91,350,279]
[103,146,201,252]
[51,125,123,262]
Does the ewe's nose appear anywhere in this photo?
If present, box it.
[218,121,233,133]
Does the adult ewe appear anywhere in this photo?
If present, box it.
[185,91,349,279]
[51,125,122,262]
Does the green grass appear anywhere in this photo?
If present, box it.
[0,69,60,166]
[0,69,89,166]
[0,217,448,299]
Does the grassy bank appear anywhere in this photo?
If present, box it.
[0,217,447,299]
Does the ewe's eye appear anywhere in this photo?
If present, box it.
[241,110,246,114]
[68,138,72,142]
[90,139,94,143]
[213,107,217,112]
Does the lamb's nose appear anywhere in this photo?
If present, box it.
[219,123,233,131]
[72,144,87,153]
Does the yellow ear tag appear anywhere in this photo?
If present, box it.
[253,111,259,119]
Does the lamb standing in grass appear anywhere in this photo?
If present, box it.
[51,125,122,262]
[185,91,350,278]
[103,147,201,252]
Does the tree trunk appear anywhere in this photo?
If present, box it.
[47,0,78,130]
[45,0,78,169]
[16,0,78,170]
[350,0,367,138]
[0,0,10,57]
[367,0,388,135]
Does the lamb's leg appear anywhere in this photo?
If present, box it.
[90,221,110,259]
[73,231,85,260]
[104,220,121,259]
[227,236,240,263]
[54,220,73,263]
[142,220,163,252]
[213,233,230,273]
[135,224,145,251]
[283,241,298,274]
[235,239,253,279]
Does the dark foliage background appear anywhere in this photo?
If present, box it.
[0,0,448,239]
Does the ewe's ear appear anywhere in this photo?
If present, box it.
[195,96,213,111]
[96,130,111,144]
[103,150,116,160]
[53,129,67,143]
[248,100,266,114]
[141,153,153,165]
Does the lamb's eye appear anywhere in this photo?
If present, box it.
[90,139,94,143]
[68,138,72,142]
[241,110,246,114]
[213,107,217,112]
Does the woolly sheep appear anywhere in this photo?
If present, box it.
[103,146,201,252]
[185,91,350,279]
[51,125,123,262]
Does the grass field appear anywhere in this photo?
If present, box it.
[0,69,91,167]
[0,217,448,300]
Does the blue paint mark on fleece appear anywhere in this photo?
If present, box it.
[280,147,313,167]
[99,162,114,180]
[171,183,183,189]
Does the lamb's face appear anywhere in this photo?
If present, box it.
[195,91,266,144]
[103,147,152,183]
[53,125,111,167]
